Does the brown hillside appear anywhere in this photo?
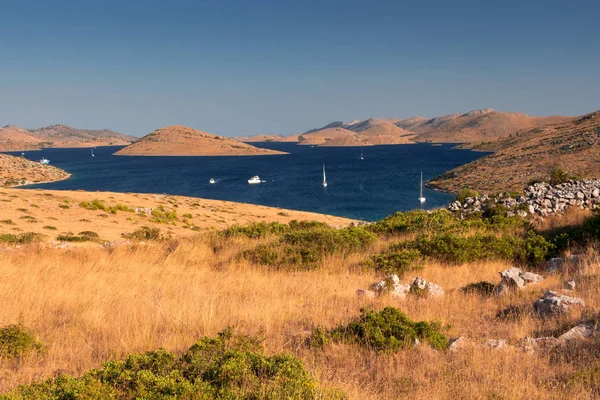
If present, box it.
[237,134,283,142]
[428,110,600,193]
[412,109,573,143]
[299,119,416,147]
[115,125,287,156]
[0,154,70,187]
[30,124,137,147]
[0,125,41,151]
[0,124,136,151]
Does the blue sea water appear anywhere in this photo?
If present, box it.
[10,143,486,221]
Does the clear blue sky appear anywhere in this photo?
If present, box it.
[1,0,598,137]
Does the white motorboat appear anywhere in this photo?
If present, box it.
[322,164,328,187]
[209,178,216,184]
[39,158,50,165]
[248,175,261,184]
[418,172,426,203]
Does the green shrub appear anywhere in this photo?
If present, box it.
[78,231,99,239]
[0,219,15,225]
[456,188,479,203]
[369,248,423,277]
[0,232,41,244]
[79,199,133,214]
[244,226,376,269]
[461,281,496,297]
[6,329,342,399]
[122,226,163,241]
[311,307,447,351]
[548,165,575,186]
[222,221,290,239]
[150,206,178,224]
[43,226,57,231]
[0,325,45,359]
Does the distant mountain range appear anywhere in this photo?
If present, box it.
[115,125,286,156]
[0,124,136,151]
[239,109,573,147]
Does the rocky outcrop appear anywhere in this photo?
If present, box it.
[546,254,585,273]
[448,179,600,217]
[533,291,585,317]
[497,267,543,295]
[359,274,443,299]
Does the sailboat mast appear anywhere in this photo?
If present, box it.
[323,164,326,184]
[420,172,423,197]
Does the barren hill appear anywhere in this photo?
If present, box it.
[115,125,287,156]
[0,125,41,151]
[428,110,600,193]
[299,118,416,146]
[30,124,137,147]
[0,154,70,187]
[411,109,573,143]
[0,124,136,151]
[237,134,283,142]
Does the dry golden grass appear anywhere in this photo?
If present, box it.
[1,232,599,399]
[0,188,355,242]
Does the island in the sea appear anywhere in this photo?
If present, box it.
[114,125,287,156]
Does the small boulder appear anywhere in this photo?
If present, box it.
[411,277,444,297]
[499,267,525,289]
[546,257,564,273]
[533,291,585,317]
[565,279,576,291]
[448,337,472,353]
[486,339,508,350]
[390,284,411,299]
[520,271,544,285]
[557,323,600,345]
[517,337,559,355]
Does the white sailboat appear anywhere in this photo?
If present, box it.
[418,172,426,203]
[91,148,95,157]
[360,148,364,160]
[322,164,328,187]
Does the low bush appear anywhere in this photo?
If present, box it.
[456,188,479,203]
[43,226,57,230]
[79,199,134,214]
[368,248,423,277]
[310,307,447,351]
[222,221,290,239]
[122,226,163,241]
[0,325,45,359]
[0,232,41,244]
[150,206,178,224]
[6,329,342,399]
[461,281,496,297]
[244,226,376,269]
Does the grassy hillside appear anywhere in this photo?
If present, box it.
[1,199,600,399]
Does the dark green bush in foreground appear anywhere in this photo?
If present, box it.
[311,307,448,351]
[5,329,344,400]
[0,325,45,359]
[367,248,423,277]
[386,231,554,267]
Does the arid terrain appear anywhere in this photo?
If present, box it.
[429,110,600,193]
[1,199,600,399]
[238,109,572,148]
[0,124,136,151]
[0,188,355,244]
[115,125,287,156]
[0,154,70,187]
